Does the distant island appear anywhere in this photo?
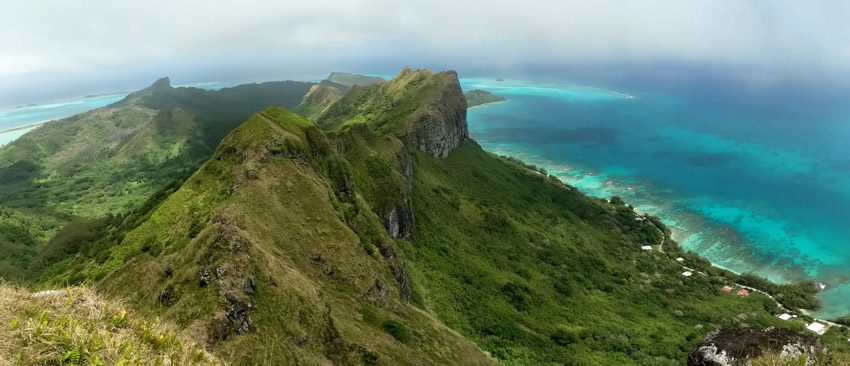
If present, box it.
[465,89,506,107]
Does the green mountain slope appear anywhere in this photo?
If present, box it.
[36,107,493,365]
[0,78,313,278]
[294,72,393,121]
[294,84,345,120]
[406,143,797,364]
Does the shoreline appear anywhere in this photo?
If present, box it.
[633,183,843,324]
[486,141,844,323]
[629,179,847,327]
[467,99,506,110]
[660,226,848,332]
[0,122,47,135]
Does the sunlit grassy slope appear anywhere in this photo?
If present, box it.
[0,284,219,365]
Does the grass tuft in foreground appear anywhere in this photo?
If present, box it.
[0,284,219,365]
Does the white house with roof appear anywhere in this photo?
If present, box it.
[807,322,827,335]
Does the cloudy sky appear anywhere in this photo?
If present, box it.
[2,0,848,105]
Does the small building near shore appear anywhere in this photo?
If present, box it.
[641,245,652,251]
[737,289,750,296]
[682,271,693,277]
[721,286,733,293]
[778,313,793,320]
[807,322,826,335]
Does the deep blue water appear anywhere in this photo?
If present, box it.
[460,77,850,319]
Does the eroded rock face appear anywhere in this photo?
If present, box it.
[407,71,468,159]
[201,210,258,340]
[688,328,822,366]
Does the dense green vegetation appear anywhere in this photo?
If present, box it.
[402,142,806,364]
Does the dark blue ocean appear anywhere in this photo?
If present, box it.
[460,77,850,319]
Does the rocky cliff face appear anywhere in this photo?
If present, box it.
[313,69,469,241]
[688,328,822,366]
[316,68,469,159]
[405,70,469,158]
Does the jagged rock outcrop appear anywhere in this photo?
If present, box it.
[405,70,469,158]
[688,328,822,366]
[316,68,469,159]
[389,146,416,240]
[313,69,467,242]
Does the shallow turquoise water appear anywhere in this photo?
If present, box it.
[461,77,850,319]
[0,94,128,130]
[0,94,128,146]
[0,126,38,146]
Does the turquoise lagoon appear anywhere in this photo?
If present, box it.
[0,94,127,146]
[460,77,850,319]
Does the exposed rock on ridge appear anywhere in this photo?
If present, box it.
[403,69,469,158]
[687,328,822,366]
[315,68,469,159]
